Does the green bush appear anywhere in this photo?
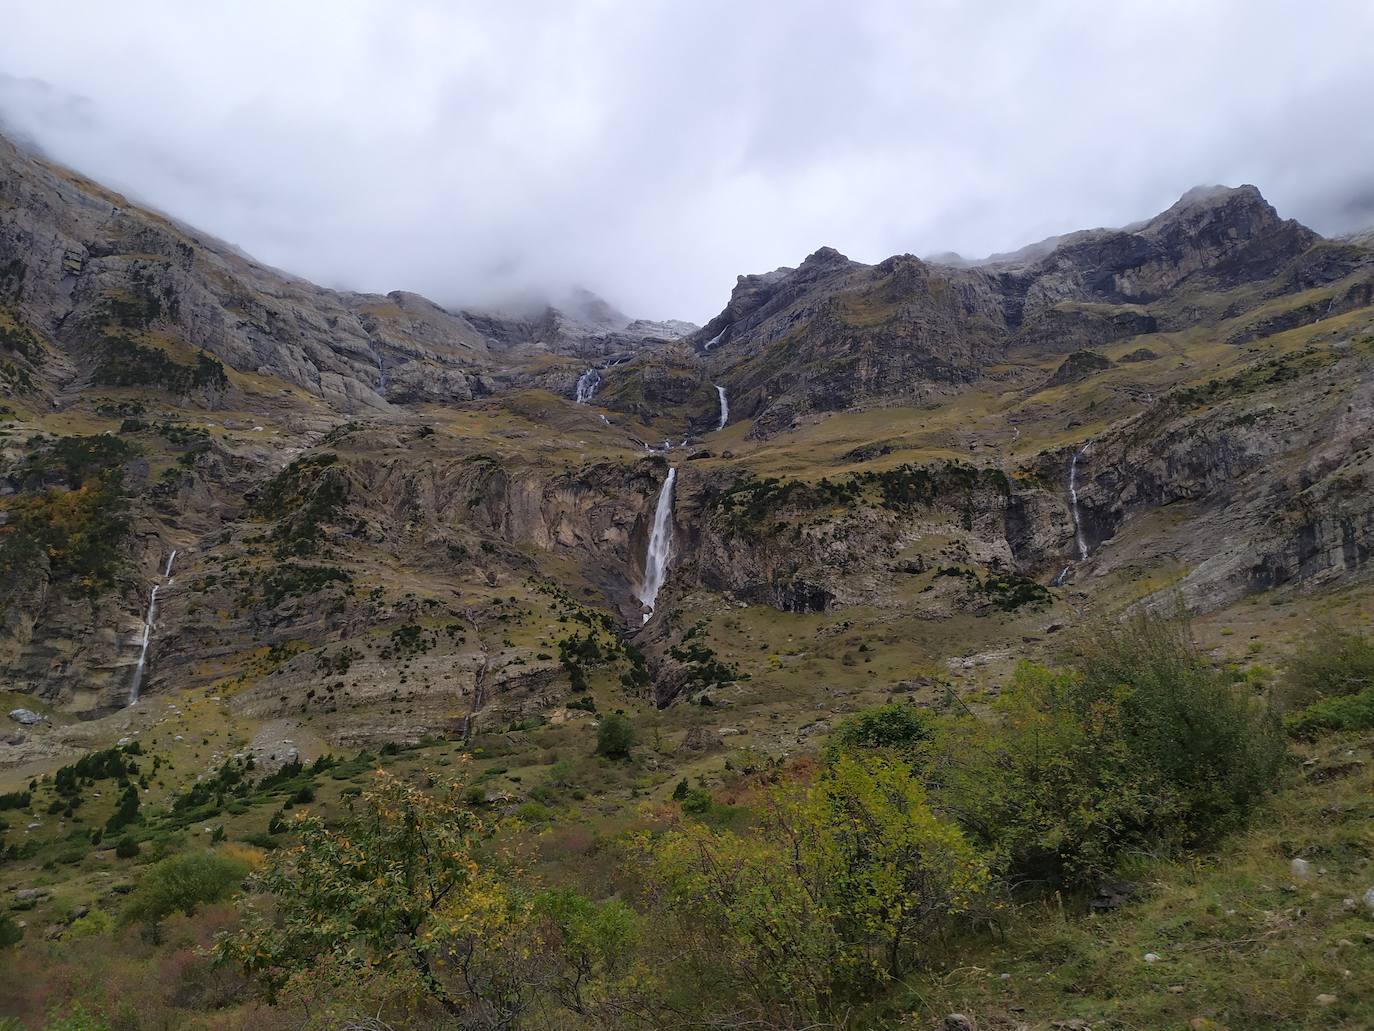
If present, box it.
[0,912,21,949]
[938,613,1283,889]
[114,836,140,859]
[1286,687,1374,737]
[595,713,635,760]
[679,788,713,815]
[826,702,931,760]
[1283,625,1374,710]
[120,850,249,926]
[1070,613,1284,832]
[638,755,989,1025]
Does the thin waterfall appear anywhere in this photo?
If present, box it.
[714,384,729,431]
[128,550,177,705]
[376,354,387,393]
[1052,442,1091,587]
[1068,442,1091,561]
[574,367,602,403]
[635,468,677,623]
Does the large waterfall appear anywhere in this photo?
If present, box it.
[128,550,176,705]
[574,367,602,403]
[714,384,729,431]
[635,468,677,623]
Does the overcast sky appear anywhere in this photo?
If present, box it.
[1,1,1371,323]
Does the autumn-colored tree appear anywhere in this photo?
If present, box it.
[220,768,642,1028]
[635,754,989,1027]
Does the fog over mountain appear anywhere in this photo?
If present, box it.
[1,0,1372,321]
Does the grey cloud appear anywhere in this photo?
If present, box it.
[0,1,1371,323]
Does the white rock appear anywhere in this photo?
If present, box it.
[1291,857,1312,880]
[8,708,42,725]
[1364,887,1374,913]
[1144,952,1161,963]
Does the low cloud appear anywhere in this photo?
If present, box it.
[1,1,1372,322]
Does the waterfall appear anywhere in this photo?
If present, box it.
[703,329,725,351]
[635,468,677,623]
[376,354,387,393]
[128,550,177,705]
[128,585,159,705]
[1068,442,1091,561]
[574,367,602,403]
[714,384,729,431]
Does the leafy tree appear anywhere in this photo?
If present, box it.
[595,713,634,760]
[529,888,640,1018]
[636,754,988,1025]
[221,770,528,1021]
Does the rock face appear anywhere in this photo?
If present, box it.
[0,135,693,414]
[2,130,1374,736]
[696,184,1372,432]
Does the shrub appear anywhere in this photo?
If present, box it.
[1286,687,1374,737]
[826,702,931,760]
[0,912,21,949]
[637,755,988,1026]
[938,662,1170,888]
[679,788,713,815]
[121,850,249,926]
[595,714,634,760]
[67,907,115,939]
[516,802,552,824]
[114,836,140,859]
[1282,625,1374,710]
[938,614,1284,889]
[1071,613,1284,830]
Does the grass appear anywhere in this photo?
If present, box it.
[902,731,1374,1030]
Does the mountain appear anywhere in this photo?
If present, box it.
[0,128,1371,729]
[693,184,1372,435]
[3,129,1374,1030]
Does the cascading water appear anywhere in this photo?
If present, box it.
[1068,442,1091,561]
[635,468,677,623]
[574,367,602,403]
[128,550,177,705]
[376,354,387,393]
[714,384,729,431]
[1051,442,1092,587]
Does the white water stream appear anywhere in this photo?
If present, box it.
[574,367,602,403]
[714,384,729,431]
[1051,443,1092,587]
[128,550,176,705]
[1068,442,1091,561]
[635,468,677,623]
